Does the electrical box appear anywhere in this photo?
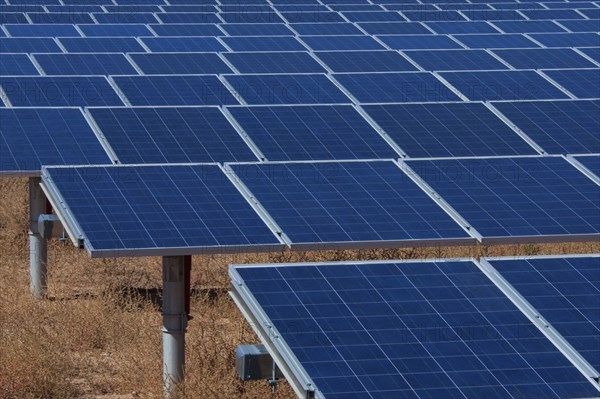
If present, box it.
[236,344,283,381]
[37,214,63,239]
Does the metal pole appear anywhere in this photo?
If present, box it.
[162,255,190,398]
[29,177,48,299]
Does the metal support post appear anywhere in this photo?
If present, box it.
[162,255,191,398]
[29,177,48,299]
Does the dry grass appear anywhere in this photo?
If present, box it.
[1,177,598,398]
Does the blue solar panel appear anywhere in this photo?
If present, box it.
[0,5,43,11]
[0,77,123,107]
[580,47,600,63]
[150,23,223,37]
[112,75,238,106]
[0,37,62,53]
[140,37,226,52]
[59,37,145,53]
[528,33,600,48]
[543,69,600,99]
[43,164,281,254]
[463,9,526,20]
[363,103,537,158]
[280,11,345,23]
[404,49,508,71]
[333,72,461,103]
[0,12,28,23]
[232,259,600,399]
[220,23,294,36]
[220,11,284,23]
[94,12,159,24]
[34,53,138,76]
[358,22,432,35]
[88,107,257,163]
[129,53,233,75]
[493,49,597,70]
[440,71,570,101]
[27,12,94,24]
[221,36,307,52]
[488,256,600,372]
[226,105,398,160]
[300,35,385,51]
[77,24,153,37]
[493,100,600,155]
[230,161,471,246]
[491,20,566,33]
[424,21,500,34]
[6,24,81,37]
[163,4,216,12]
[454,33,540,49]
[157,12,221,23]
[403,10,467,21]
[342,11,406,21]
[558,19,600,33]
[0,108,111,173]
[0,54,39,75]
[289,22,364,35]
[223,52,325,74]
[224,74,349,105]
[378,35,463,50]
[574,155,600,179]
[406,156,600,241]
[315,50,417,72]
[522,9,584,19]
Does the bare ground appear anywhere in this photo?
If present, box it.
[1,177,598,398]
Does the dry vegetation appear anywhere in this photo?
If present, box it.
[1,177,598,399]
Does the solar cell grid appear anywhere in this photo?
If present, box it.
[0,37,62,53]
[221,36,307,52]
[128,53,233,75]
[229,161,471,246]
[314,50,417,72]
[424,21,500,34]
[358,22,432,35]
[6,24,81,38]
[220,23,294,36]
[288,22,364,36]
[378,35,463,50]
[150,24,223,37]
[226,105,399,160]
[59,37,146,53]
[0,53,39,75]
[453,33,540,49]
[77,24,154,37]
[341,11,406,22]
[491,20,566,33]
[140,37,226,52]
[528,33,600,48]
[232,259,600,399]
[0,12,28,24]
[34,53,138,76]
[404,49,508,71]
[543,69,600,99]
[494,48,597,70]
[223,52,326,74]
[558,19,600,33]
[403,10,467,21]
[299,35,386,51]
[93,12,159,24]
[27,12,94,24]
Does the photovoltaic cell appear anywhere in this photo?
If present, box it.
[6,24,81,37]
[220,11,284,23]
[34,53,138,76]
[489,256,600,371]
[363,103,537,157]
[226,105,398,160]
[454,33,540,49]
[223,52,326,74]
[528,33,600,48]
[43,164,281,254]
[314,51,417,72]
[424,21,500,34]
[220,23,294,36]
[221,36,307,52]
[580,48,600,63]
[0,38,62,53]
[232,259,600,399]
[88,107,257,163]
[112,75,238,106]
[0,108,111,173]
[289,22,364,36]
[0,76,123,107]
[491,20,566,33]
[378,35,463,50]
[333,72,461,103]
[573,155,600,179]
[140,37,226,52]
[543,69,600,99]
[493,100,600,154]
[403,10,467,21]
[224,74,350,105]
[358,22,431,35]
[341,11,406,21]
[299,35,385,51]
[78,24,153,37]
[493,49,597,70]
[94,12,158,24]
[440,71,570,101]
[406,156,600,241]
[558,20,600,33]
[59,37,146,53]
[27,12,94,24]
[150,23,223,37]
[404,49,508,71]
[128,53,233,75]
[0,54,39,75]
[157,12,220,23]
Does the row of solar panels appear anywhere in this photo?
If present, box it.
[231,255,600,399]
[2,102,599,174]
[40,156,599,257]
[1,0,597,5]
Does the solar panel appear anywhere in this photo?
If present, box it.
[42,164,282,256]
[77,24,153,37]
[558,19,600,33]
[229,161,472,247]
[528,33,600,48]
[0,12,28,23]
[140,37,226,52]
[403,49,508,71]
[404,156,600,242]
[299,35,385,51]
[223,52,326,74]
[491,20,566,33]
[226,105,399,160]
[220,36,307,52]
[0,37,62,53]
[289,22,364,35]
[403,10,467,21]
[128,53,233,75]
[378,35,463,50]
[543,69,600,99]
[440,71,570,101]
[157,12,220,23]
[424,21,500,34]
[224,74,350,105]
[453,33,540,49]
[314,50,417,72]
[358,22,432,35]
[486,255,600,372]
[333,72,461,103]
[94,12,159,24]
[6,24,81,37]
[88,107,257,163]
[0,108,111,174]
[220,11,284,23]
[112,75,238,106]
[0,53,39,75]
[231,259,600,399]
[493,48,597,70]
[0,76,123,107]
[363,103,538,158]
[150,23,223,37]
[522,8,584,19]
[280,11,345,23]
[580,47,600,63]
[341,11,406,21]
[573,155,600,179]
[27,12,94,24]
[220,23,294,36]
[492,100,600,154]
[34,53,138,76]
[59,37,146,53]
